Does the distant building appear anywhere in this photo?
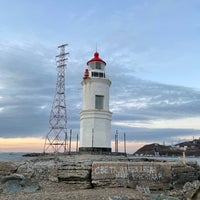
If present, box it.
[154,143,160,157]
[79,52,112,152]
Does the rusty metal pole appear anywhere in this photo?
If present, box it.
[124,132,126,154]
[76,133,79,152]
[69,129,72,153]
[64,131,68,153]
[115,130,118,153]
[92,128,94,149]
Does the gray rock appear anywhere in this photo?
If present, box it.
[0,155,199,194]
[182,180,200,199]
[0,186,3,193]
[1,173,40,194]
[149,194,180,200]
[0,162,17,176]
[17,161,34,178]
[20,179,40,193]
[20,178,40,193]
[109,196,129,200]
[2,180,21,194]
[1,173,25,184]
[136,185,151,195]
[22,182,40,193]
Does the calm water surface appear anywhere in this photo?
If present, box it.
[0,152,27,161]
[130,156,200,166]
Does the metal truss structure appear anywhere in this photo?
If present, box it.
[44,44,69,153]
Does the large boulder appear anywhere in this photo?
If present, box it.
[92,161,200,191]
[1,173,40,194]
[58,164,92,188]
[1,173,25,184]
[17,161,34,178]
[2,180,22,194]
[20,178,40,193]
[92,162,173,190]
[182,180,200,199]
[0,162,17,176]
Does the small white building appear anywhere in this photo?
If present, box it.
[79,51,112,152]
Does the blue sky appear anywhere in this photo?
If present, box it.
[0,0,200,152]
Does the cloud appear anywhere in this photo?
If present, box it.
[0,42,86,138]
[0,40,200,149]
[110,73,200,121]
[109,72,200,143]
[112,127,200,145]
[0,42,56,137]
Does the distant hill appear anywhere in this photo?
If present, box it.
[133,138,200,157]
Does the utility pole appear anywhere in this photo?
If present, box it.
[124,132,126,154]
[69,129,72,154]
[92,128,94,148]
[76,133,79,152]
[64,131,68,153]
[115,130,118,153]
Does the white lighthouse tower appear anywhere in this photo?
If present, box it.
[79,51,112,152]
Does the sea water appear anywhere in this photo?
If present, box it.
[130,156,200,166]
[0,152,26,161]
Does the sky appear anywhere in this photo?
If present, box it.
[0,0,200,153]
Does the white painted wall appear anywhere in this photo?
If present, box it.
[80,71,112,148]
[82,78,111,110]
[80,111,112,147]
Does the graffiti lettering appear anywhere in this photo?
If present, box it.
[93,163,163,182]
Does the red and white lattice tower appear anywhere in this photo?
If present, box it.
[44,44,69,153]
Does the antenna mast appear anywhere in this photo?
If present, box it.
[44,44,69,153]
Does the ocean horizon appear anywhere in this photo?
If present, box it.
[0,152,27,161]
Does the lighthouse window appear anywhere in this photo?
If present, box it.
[96,62,101,69]
[92,72,99,77]
[99,73,104,77]
[95,95,104,109]
[91,72,105,78]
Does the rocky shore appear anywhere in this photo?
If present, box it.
[0,153,199,200]
[134,139,200,157]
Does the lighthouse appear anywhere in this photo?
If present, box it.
[79,51,112,152]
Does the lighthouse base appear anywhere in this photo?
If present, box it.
[79,147,111,154]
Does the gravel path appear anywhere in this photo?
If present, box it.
[0,188,141,200]
[0,181,142,200]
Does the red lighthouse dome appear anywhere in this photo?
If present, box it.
[87,52,106,66]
